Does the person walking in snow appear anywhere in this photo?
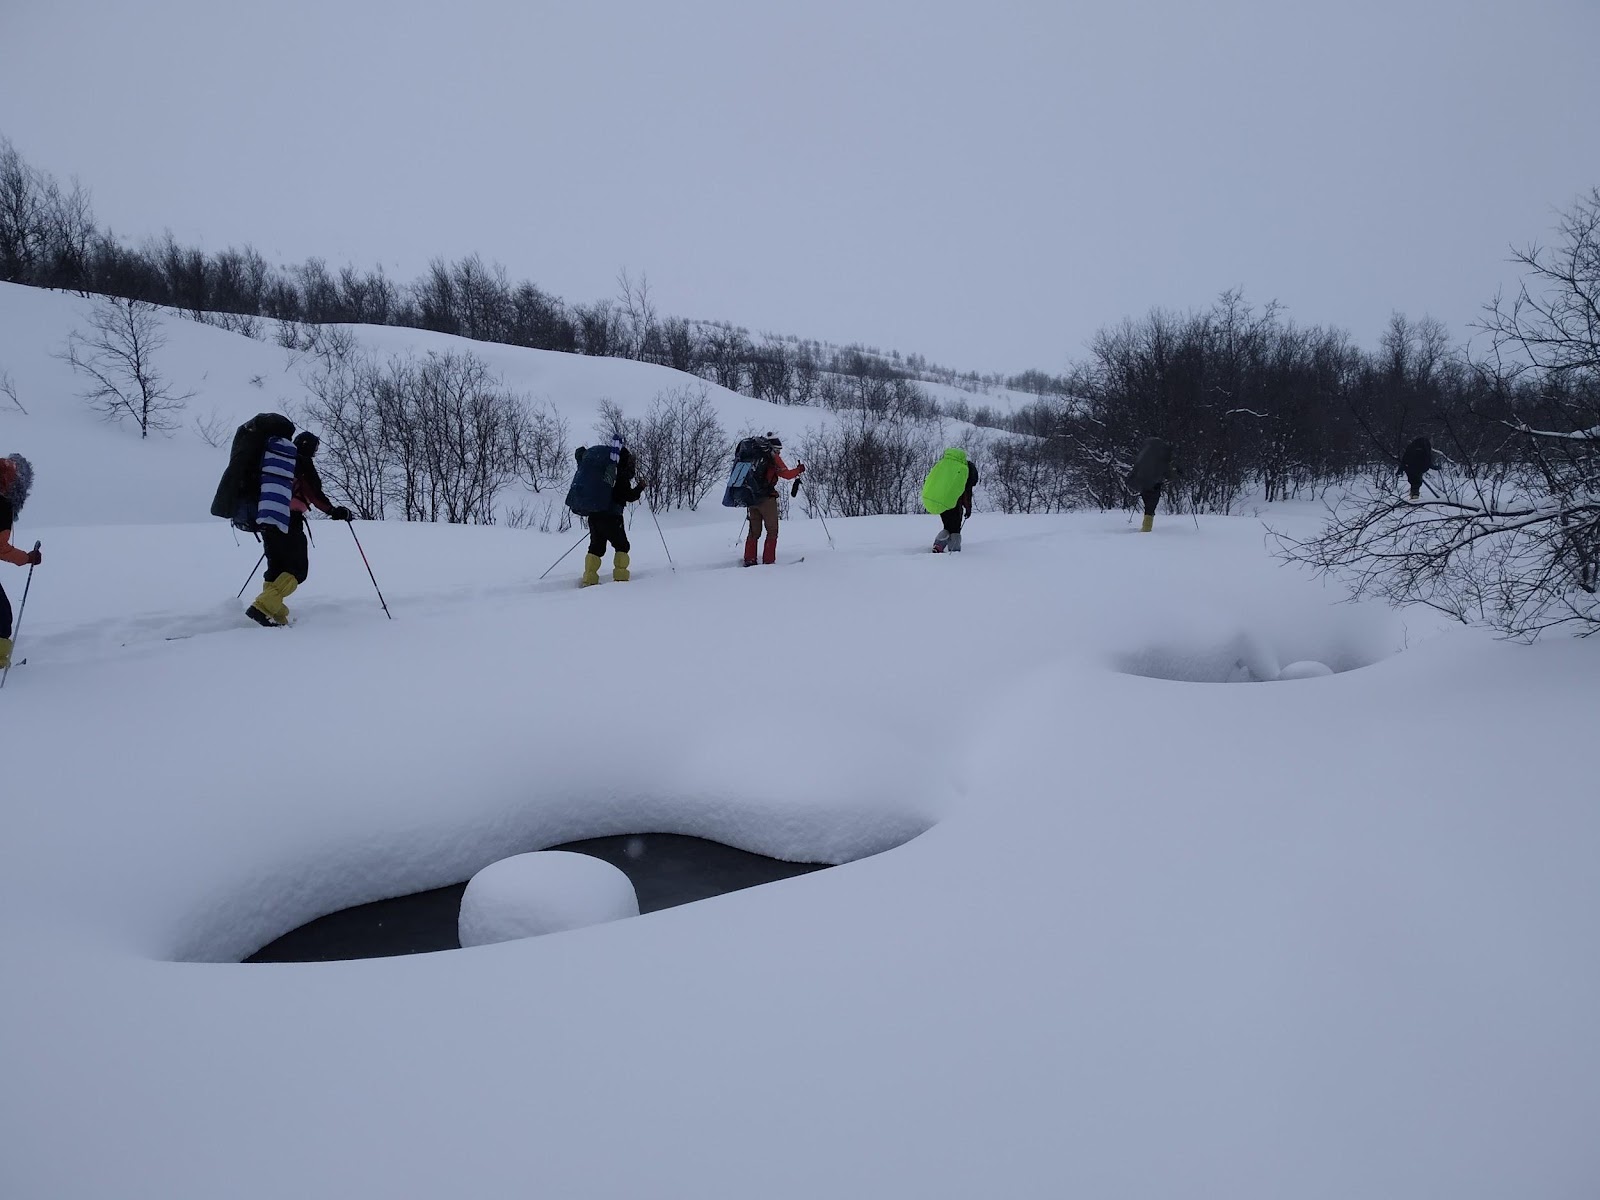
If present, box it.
[743,434,804,566]
[572,440,645,587]
[1125,436,1172,532]
[1399,435,1434,500]
[247,430,353,627]
[0,454,41,670]
[922,447,978,552]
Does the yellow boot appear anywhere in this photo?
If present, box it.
[1140,513,1154,533]
[612,551,630,582]
[0,636,12,669]
[247,572,299,625]
[580,553,602,587]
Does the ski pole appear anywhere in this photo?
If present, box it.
[539,529,589,581]
[346,522,392,619]
[1,541,41,690]
[645,499,676,572]
[236,553,266,600]
[797,478,834,549]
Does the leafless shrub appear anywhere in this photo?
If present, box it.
[58,296,193,437]
[0,368,26,414]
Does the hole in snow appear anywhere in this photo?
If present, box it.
[243,833,831,963]
[1113,621,1399,684]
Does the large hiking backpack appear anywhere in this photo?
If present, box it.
[566,438,623,516]
[2,454,33,516]
[1401,436,1435,477]
[211,412,294,531]
[721,436,777,508]
[1125,437,1172,494]
[922,448,970,514]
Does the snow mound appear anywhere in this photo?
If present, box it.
[1113,607,1402,683]
[458,852,639,947]
[1277,659,1335,680]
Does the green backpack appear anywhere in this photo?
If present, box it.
[921,448,970,514]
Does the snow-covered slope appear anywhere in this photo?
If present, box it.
[1,284,1596,1199]
[0,281,815,527]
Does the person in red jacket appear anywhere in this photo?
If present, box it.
[744,435,805,566]
[0,454,42,670]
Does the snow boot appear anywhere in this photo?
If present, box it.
[612,551,630,582]
[948,529,962,552]
[580,553,602,587]
[248,572,297,625]
[762,535,777,565]
[1409,485,1421,500]
[1140,513,1154,533]
[743,536,759,567]
[0,637,11,669]
[933,529,949,553]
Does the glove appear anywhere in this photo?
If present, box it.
[26,548,42,566]
[331,506,354,522]
[795,463,806,474]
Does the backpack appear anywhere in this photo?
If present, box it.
[1,454,32,516]
[566,438,622,516]
[1125,437,1172,494]
[211,412,294,531]
[921,448,971,514]
[721,437,777,508]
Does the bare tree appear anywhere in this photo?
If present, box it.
[1279,191,1600,639]
[59,296,192,437]
[0,368,26,415]
[617,269,659,362]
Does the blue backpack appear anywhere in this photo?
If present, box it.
[721,437,776,507]
[566,439,622,516]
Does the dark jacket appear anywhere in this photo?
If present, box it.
[958,461,978,517]
[291,452,338,517]
[1125,438,1173,493]
[1399,437,1433,480]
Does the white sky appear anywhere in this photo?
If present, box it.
[2,0,1596,374]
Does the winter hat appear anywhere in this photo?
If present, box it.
[2,454,32,514]
[766,432,782,449]
[294,431,320,455]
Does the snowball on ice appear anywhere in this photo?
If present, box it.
[458,852,639,947]
[1277,659,1335,680]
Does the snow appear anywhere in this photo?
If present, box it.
[458,851,640,947]
[1278,659,1335,680]
[3,284,1598,1198]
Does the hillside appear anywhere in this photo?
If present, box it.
[1,282,1596,1199]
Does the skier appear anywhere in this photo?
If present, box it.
[1125,436,1173,532]
[0,454,41,670]
[922,447,978,552]
[573,440,645,587]
[247,430,353,627]
[743,434,804,566]
[1399,435,1434,500]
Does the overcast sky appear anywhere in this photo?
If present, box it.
[2,0,1596,374]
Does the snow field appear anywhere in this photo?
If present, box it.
[2,282,1597,1198]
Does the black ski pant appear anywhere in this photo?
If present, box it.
[587,512,630,557]
[1141,483,1163,517]
[940,508,965,535]
[1404,470,1425,497]
[0,581,11,640]
[262,514,310,585]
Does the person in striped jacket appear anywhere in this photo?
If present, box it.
[247,431,353,627]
